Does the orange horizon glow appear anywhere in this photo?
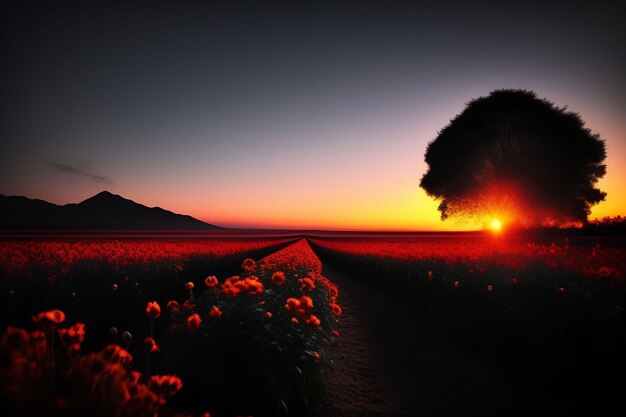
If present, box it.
[7,89,625,232]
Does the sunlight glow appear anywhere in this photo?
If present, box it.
[490,219,502,232]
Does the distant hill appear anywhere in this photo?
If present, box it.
[0,191,221,230]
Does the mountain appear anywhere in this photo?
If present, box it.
[0,191,221,230]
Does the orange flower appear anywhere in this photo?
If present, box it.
[58,322,86,353]
[208,305,222,318]
[32,309,65,326]
[291,317,299,324]
[286,295,314,317]
[330,303,342,316]
[271,271,286,286]
[245,277,264,295]
[187,313,201,332]
[185,281,194,290]
[222,276,242,296]
[143,337,160,353]
[285,297,302,312]
[222,275,264,296]
[204,275,219,288]
[242,258,256,271]
[300,277,315,291]
[305,314,321,326]
[148,374,183,399]
[166,300,180,313]
[146,301,161,319]
[300,295,314,309]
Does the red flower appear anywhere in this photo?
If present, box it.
[300,295,314,309]
[166,300,180,313]
[487,284,494,293]
[58,322,86,353]
[271,271,286,286]
[102,344,133,364]
[242,258,256,271]
[327,284,339,299]
[221,276,241,296]
[305,314,321,326]
[146,301,161,319]
[2,326,46,358]
[204,275,219,288]
[148,374,183,399]
[208,305,222,318]
[143,337,160,353]
[453,280,460,287]
[32,309,65,326]
[222,275,264,296]
[332,329,340,337]
[187,313,201,332]
[185,281,194,290]
[286,295,314,317]
[285,297,302,313]
[330,303,342,316]
[265,311,272,319]
[300,277,316,291]
[598,266,611,278]
[312,351,320,360]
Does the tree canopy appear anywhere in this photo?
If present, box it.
[420,89,607,228]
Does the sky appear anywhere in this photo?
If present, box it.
[1,0,625,230]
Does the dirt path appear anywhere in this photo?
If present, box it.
[314,256,520,417]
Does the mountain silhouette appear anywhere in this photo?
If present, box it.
[0,191,220,230]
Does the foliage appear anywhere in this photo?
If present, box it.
[420,89,607,226]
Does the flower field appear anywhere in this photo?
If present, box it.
[0,239,295,278]
[309,235,626,413]
[0,238,341,417]
[2,233,626,416]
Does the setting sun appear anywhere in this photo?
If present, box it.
[490,219,502,232]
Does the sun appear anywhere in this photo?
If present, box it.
[490,219,502,232]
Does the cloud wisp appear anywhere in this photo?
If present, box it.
[48,162,114,184]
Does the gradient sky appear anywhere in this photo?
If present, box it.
[1,0,625,230]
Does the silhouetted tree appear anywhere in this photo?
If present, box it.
[420,90,606,227]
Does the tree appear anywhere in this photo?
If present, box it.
[420,89,607,228]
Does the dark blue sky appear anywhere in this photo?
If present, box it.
[1,0,624,229]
